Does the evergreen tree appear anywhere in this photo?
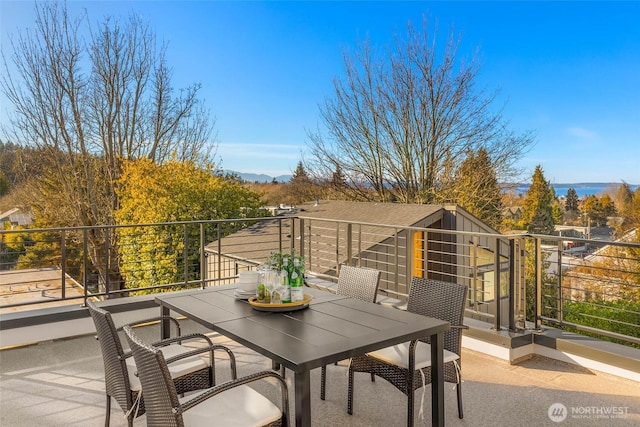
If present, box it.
[288,161,316,204]
[292,161,310,182]
[520,165,555,234]
[551,201,564,225]
[331,164,347,189]
[582,195,610,227]
[443,148,503,229]
[565,188,579,212]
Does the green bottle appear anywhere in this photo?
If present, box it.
[280,257,291,303]
[290,257,305,302]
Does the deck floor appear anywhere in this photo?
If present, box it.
[1,320,639,426]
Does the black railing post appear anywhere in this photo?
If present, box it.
[493,238,501,331]
[535,237,542,329]
[216,222,222,285]
[184,224,189,286]
[346,223,352,265]
[278,219,283,254]
[471,236,478,312]
[556,239,564,324]
[357,223,362,266]
[290,217,296,253]
[394,227,399,291]
[335,221,340,271]
[508,238,516,331]
[298,218,305,260]
[200,223,206,289]
[305,219,312,269]
[104,227,110,294]
[61,229,66,300]
[83,229,90,301]
[520,239,527,329]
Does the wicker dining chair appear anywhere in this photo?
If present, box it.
[87,299,237,427]
[319,265,381,400]
[347,277,468,427]
[124,324,290,427]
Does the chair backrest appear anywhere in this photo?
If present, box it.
[86,299,132,412]
[123,325,183,427]
[406,277,468,353]
[336,265,381,303]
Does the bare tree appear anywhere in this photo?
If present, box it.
[306,19,534,204]
[1,2,216,291]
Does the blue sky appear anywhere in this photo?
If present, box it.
[1,1,639,184]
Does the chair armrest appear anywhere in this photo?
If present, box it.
[117,315,182,337]
[177,370,288,417]
[152,332,213,348]
[163,343,238,380]
[450,324,469,330]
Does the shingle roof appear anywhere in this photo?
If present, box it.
[296,200,443,226]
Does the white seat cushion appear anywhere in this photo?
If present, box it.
[367,341,459,370]
[128,344,208,391]
[179,384,282,427]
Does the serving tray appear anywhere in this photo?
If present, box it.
[248,293,313,312]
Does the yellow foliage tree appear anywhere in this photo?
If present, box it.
[115,159,266,293]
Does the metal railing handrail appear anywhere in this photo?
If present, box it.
[1,216,638,347]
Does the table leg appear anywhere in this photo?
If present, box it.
[430,332,445,427]
[294,370,312,427]
[160,303,171,340]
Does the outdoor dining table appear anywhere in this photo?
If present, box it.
[155,284,450,427]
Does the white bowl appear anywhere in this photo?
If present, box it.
[238,272,259,291]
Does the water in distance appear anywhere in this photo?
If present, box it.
[505,183,638,198]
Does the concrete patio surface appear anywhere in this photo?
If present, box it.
[1,319,639,427]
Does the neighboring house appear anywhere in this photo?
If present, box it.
[554,226,588,253]
[502,206,523,222]
[205,200,508,301]
[584,228,638,263]
[563,228,638,301]
[0,208,33,229]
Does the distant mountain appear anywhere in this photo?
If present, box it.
[224,170,292,183]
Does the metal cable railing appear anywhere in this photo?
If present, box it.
[1,217,639,346]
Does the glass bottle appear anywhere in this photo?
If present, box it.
[279,257,291,303]
[290,257,305,302]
